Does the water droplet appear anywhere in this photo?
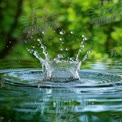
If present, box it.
[59,38,62,41]
[60,48,64,51]
[42,31,45,34]
[57,54,63,58]
[59,29,65,35]
[70,31,74,34]
[69,57,76,61]
[81,45,84,48]
[59,38,64,41]
[37,38,42,44]
[37,39,40,42]
[82,35,87,41]
[27,48,33,54]
[82,35,85,38]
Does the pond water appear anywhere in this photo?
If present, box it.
[0,60,122,122]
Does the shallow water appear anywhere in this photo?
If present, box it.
[0,60,122,122]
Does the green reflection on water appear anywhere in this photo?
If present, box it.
[0,60,122,122]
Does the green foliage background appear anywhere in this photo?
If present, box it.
[0,0,122,62]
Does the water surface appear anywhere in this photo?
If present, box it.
[0,60,122,122]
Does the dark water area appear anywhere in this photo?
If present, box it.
[0,60,122,122]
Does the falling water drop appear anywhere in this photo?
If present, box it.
[82,35,87,41]
[60,48,64,51]
[59,29,65,35]
[70,31,74,34]
[32,46,35,49]
[59,38,63,41]
[42,31,45,34]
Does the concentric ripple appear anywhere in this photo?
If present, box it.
[0,68,122,88]
[0,66,122,121]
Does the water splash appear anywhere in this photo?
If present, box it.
[23,13,91,81]
[26,34,91,81]
[31,38,82,81]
